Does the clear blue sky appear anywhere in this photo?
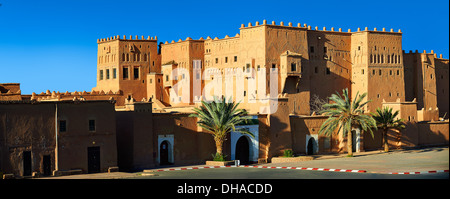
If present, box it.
[0,0,448,94]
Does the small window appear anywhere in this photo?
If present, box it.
[323,47,327,53]
[244,90,246,96]
[225,57,228,63]
[123,67,129,79]
[361,69,364,74]
[215,58,218,64]
[358,46,361,51]
[166,75,169,81]
[390,70,392,75]
[372,70,375,75]
[134,67,139,79]
[234,56,238,62]
[326,68,330,75]
[99,70,104,80]
[310,46,314,53]
[59,120,66,132]
[315,67,318,73]
[150,78,153,84]
[379,70,382,75]
[106,69,110,79]
[113,68,117,79]
[272,64,276,68]
[291,63,297,72]
[89,120,96,132]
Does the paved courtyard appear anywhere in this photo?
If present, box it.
[40,146,449,179]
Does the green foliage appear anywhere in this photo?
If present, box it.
[189,96,255,155]
[212,153,227,161]
[371,107,406,131]
[318,88,378,138]
[189,96,254,138]
[283,149,294,157]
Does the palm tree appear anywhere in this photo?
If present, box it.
[189,96,254,160]
[318,88,377,157]
[372,107,405,152]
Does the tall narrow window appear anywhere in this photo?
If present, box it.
[310,46,315,53]
[99,70,104,80]
[234,56,238,62]
[323,47,327,53]
[123,67,129,79]
[134,67,139,79]
[106,69,110,79]
[59,120,66,132]
[89,120,96,132]
[113,68,117,79]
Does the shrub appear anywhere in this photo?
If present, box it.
[283,149,294,157]
[212,153,227,161]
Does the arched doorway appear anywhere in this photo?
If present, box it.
[235,136,250,165]
[307,137,317,155]
[160,141,170,165]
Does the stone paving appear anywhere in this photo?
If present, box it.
[38,146,448,179]
[257,146,449,174]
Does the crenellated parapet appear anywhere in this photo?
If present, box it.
[162,36,207,45]
[97,35,158,43]
[404,49,448,60]
[28,89,124,101]
[239,20,402,35]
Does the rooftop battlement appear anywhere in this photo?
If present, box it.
[404,50,448,59]
[29,89,123,101]
[162,36,206,45]
[97,35,158,44]
[239,20,402,35]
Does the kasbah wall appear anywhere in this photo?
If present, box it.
[0,20,448,177]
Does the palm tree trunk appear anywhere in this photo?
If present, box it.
[214,135,224,155]
[347,130,353,157]
[383,129,389,152]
